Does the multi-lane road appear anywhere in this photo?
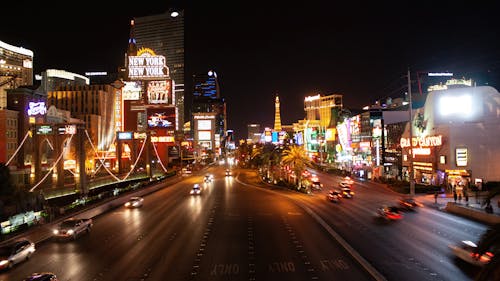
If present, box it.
[0,166,489,281]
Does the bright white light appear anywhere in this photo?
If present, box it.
[171,11,179,17]
[439,95,472,116]
[428,72,453,77]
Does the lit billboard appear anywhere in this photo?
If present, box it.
[147,107,175,128]
[147,80,171,104]
[128,48,169,80]
[122,81,142,100]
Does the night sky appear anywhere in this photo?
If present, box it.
[2,1,500,140]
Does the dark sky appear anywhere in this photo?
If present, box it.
[2,1,500,140]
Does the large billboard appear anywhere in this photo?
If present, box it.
[147,80,171,104]
[147,107,175,128]
[128,48,169,80]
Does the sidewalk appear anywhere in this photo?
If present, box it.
[410,192,500,225]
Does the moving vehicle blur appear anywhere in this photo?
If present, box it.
[398,196,422,211]
[204,174,213,183]
[326,189,342,203]
[449,240,494,267]
[124,196,144,208]
[310,174,323,190]
[376,205,403,221]
[341,187,354,198]
[0,238,35,270]
[342,176,355,185]
[190,184,202,195]
[225,169,232,176]
[23,272,59,281]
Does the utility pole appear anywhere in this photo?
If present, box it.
[408,68,415,196]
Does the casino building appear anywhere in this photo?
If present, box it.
[401,85,500,189]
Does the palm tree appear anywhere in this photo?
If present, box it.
[281,145,312,190]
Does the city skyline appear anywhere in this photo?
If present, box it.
[1,1,500,139]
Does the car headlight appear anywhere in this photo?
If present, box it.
[67,230,74,235]
[125,202,131,207]
[53,229,59,235]
[0,260,8,266]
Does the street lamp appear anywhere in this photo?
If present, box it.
[408,68,415,196]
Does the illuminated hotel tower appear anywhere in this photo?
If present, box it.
[274,94,282,132]
[133,9,185,129]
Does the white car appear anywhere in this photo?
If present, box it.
[190,184,202,195]
[0,239,36,270]
[125,196,144,208]
[449,240,494,267]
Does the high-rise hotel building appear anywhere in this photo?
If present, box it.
[133,9,185,129]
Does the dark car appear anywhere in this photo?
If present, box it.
[24,272,59,281]
[398,197,422,211]
[376,205,403,221]
[327,189,342,203]
[0,239,36,270]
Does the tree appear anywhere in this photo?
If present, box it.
[281,145,312,190]
[0,163,15,196]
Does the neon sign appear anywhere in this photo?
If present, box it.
[400,135,442,148]
[27,102,47,116]
[128,48,168,80]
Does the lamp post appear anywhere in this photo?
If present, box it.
[408,68,415,196]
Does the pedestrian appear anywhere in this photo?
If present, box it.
[434,191,438,204]
[465,191,469,206]
[453,191,457,203]
[458,193,462,202]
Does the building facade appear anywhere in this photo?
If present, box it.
[401,85,500,189]
[133,9,185,128]
[0,40,34,109]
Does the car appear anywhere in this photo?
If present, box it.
[23,272,59,281]
[376,205,403,221]
[339,181,353,189]
[204,175,213,183]
[398,196,422,211]
[340,187,354,198]
[449,240,494,267]
[326,189,342,203]
[225,169,232,176]
[343,176,355,185]
[52,218,93,240]
[311,180,323,190]
[124,196,144,208]
[0,239,36,270]
[190,184,202,195]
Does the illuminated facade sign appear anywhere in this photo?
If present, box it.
[134,132,147,139]
[400,135,442,148]
[456,148,468,166]
[198,120,211,130]
[118,131,133,140]
[198,131,211,141]
[147,107,175,128]
[27,102,47,116]
[325,128,336,141]
[122,81,142,100]
[128,48,168,80]
[151,136,175,143]
[147,80,171,104]
[36,125,53,135]
[115,89,122,131]
[58,125,76,135]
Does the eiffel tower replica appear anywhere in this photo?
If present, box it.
[274,94,282,132]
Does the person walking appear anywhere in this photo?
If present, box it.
[434,191,438,204]
[453,190,458,203]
